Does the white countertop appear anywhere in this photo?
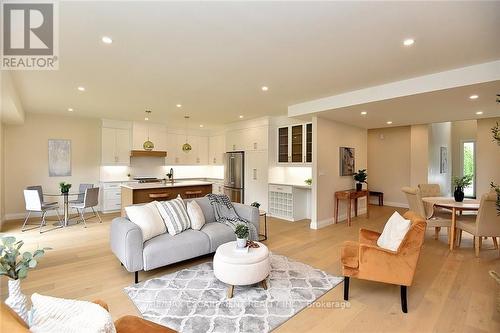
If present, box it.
[121,180,213,190]
[269,182,312,190]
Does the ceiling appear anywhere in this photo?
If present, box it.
[315,80,500,129]
[10,1,500,129]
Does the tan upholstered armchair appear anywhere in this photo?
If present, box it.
[340,211,426,313]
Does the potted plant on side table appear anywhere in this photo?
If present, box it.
[59,181,72,194]
[235,224,249,248]
[452,175,473,202]
[353,169,367,191]
[0,236,50,323]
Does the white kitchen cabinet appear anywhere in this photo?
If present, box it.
[244,151,268,211]
[226,129,245,152]
[226,126,268,152]
[166,133,208,165]
[101,127,131,165]
[100,181,137,213]
[209,134,225,165]
[277,122,312,164]
[132,122,167,151]
[268,184,309,221]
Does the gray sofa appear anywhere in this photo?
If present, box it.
[110,197,260,282]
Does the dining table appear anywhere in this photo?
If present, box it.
[421,196,480,250]
[44,192,84,227]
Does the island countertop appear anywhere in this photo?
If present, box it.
[120,180,213,190]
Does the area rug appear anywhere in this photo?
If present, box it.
[124,254,343,333]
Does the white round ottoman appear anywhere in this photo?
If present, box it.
[213,241,270,298]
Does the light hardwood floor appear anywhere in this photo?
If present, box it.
[1,205,499,332]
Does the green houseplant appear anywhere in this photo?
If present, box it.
[59,181,72,194]
[304,178,312,186]
[250,202,261,209]
[492,122,500,146]
[0,236,50,322]
[491,182,500,215]
[452,175,473,202]
[353,169,367,191]
[235,224,249,248]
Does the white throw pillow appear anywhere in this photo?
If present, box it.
[155,197,191,235]
[187,200,205,230]
[377,211,411,251]
[30,293,116,333]
[125,202,166,242]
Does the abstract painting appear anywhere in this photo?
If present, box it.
[440,146,448,174]
[48,139,71,177]
[340,147,355,176]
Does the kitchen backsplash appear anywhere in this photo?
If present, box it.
[268,166,312,185]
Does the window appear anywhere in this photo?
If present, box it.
[461,140,475,198]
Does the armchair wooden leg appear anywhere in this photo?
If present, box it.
[343,277,350,301]
[400,285,408,313]
[474,237,480,257]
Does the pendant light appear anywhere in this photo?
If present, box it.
[143,110,154,151]
[182,115,192,152]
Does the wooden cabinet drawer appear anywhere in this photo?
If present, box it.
[269,184,292,194]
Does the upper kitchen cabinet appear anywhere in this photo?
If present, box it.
[208,134,225,165]
[101,120,132,165]
[132,122,167,151]
[277,122,312,164]
[226,126,269,152]
[166,133,208,165]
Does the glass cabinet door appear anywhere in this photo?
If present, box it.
[306,123,312,163]
[291,125,303,163]
[278,127,289,163]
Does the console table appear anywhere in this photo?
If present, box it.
[334,189,369,226]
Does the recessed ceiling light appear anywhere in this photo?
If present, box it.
[239,115,244,119]
[176,104,182,108]
[67,108,74,112]
[77,86,85,92]
[101,36,113,44]
[386,121,393,125]
[144,117,149,121]
[199,124,204,128]
[403,38,415,46]
[475,111,483,115]
[261,86,269,91]
[469,94,479,100]
[360,111,367,115]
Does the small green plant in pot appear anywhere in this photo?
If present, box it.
[235,224,249,248]
[59,181,72,194]
[353,169,367,191]
[452,175,473,202]
[0,236,50,322]
[250,202,261,209]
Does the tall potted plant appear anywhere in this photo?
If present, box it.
[235,224,249,248]
[452,175,473,202]
[0,236,50,322]
[353,169,367,191]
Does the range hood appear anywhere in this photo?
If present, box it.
[130,150,167,157]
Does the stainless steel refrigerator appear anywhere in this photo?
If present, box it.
[223,151,244,203]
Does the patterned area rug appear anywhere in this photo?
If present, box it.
[125,254,343,333]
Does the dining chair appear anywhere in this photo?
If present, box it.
[456,192,500,257]
[402,187,452,241]
[22,190,62,233]
[26,185,57,206]
[69,187,102,227]
[418,184,442,198]
[69,183,94,204]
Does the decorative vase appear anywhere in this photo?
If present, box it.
[356,183,362,191]
[5,279,28,323]
[236,238,247,248]
[454,186,465,202]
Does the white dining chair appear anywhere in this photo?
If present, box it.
[402,187,452,241]
[22,189,62,233]
[69,187,102,227]
[456,192,500,257]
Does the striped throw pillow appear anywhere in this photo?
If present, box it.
[155,197,191,235]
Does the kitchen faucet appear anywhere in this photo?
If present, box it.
[169,168,174,184]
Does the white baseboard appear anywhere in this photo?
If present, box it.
[384,201,409,208]
[311,208,368,229]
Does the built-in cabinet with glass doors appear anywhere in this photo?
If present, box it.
[277,122,312,164]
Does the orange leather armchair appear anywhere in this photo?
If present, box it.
[340,211,426,313]
[1,299,176,333]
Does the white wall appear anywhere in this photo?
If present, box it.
[4,114,101,218]
[0,123,5,226]
[312,117,367,229]
[368,126,411,206]
[428,122,452,195]
[476,117,500,196]
[1,71,25,124]
[410,124,429,187]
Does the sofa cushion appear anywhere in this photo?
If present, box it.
[200,222,235,252]
[125,202,166,242]
[143,230,210,270]
[187,200,205,230]
[155,197,191,236]
[377,211,411,252]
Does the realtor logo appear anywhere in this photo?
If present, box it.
[1,1,59,70]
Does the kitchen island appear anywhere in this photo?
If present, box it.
[120,180,213,216]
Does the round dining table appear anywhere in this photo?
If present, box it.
[44,192,84,227]
[421,197,480,250]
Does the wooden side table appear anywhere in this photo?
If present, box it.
[334,189,370,226]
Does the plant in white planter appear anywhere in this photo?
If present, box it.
[0,236,50,323]
[235,224,249,248]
